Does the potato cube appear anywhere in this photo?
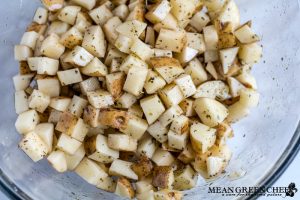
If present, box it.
[184,58,208,86]
[236,72,257,89]
[71,0,96,10]
[28,89,50,113]
[120,115,148,140]
[37,78,60,97]
[137,134,158,158]
[145,0,171,23]
[60,27,83,49]
[140,94,165,124]
[57,133,82,155]
[63,46,94,67]
[75,157,108,185]
[203,25,218,50]
[40,33,65,59]
[81,57,108,77]
[15,90,29,114]
[33,7,48,24]
[144,70,166,94]
[170,115,189,134]
[19,131,48,162]
[46,21,70,36]
[48,109,62,124]
[70,118,88,142]
[119,54,148,74]
[206,62,219,80]
[14,45,32,61]
[177,144,195,164]
[186,32,206,53]
[158,84,184,108]
[147,121,168,143]
[174,74,196,98]
[190,122,216,153]
[79,77,100,96]
[108,134,137,151]
[153,48,173,58]
[170,0,195,23]
[238,43,262,65]
[13,74,34,91]
[115,177,135,199]
[103,16,122,44]
[109,159,138,180]
[168,130,188,150]
[49,97,71,112]
[67,96,88,117]
[113,4,129,21]
[175,46,198,64]
[227,77,245,97]
[114,34,133,54]
[153,13,178,32]
[131,156,153,178]
[123,66,148,96]
[47,150,67,173]
[173,165,197,190]
[220,47,239,74]
[126,3,144,21]
[15,109,39,134]
[35,123,54,152]
[152,148,175,166]
[234,24,260,44]
[130,39,154,61]
[150,57,184,84]
[57,68,83,86]
[137,190,155,200]
[190,10,210,32]
[154,189,182,200]
[35,57,59,75]
[89,5,113,25]
[116,20,147,39]
[82,26,106,57]
[135,177,153,194]
[115,92,137,109]
[58,6,81,25]
[152,166,174,189]
[106,72,125,99]
[110,58,122,73]
[20,31,39,49]
[206,156,224,177]
[155,29,186,53]
[98,109,129,130]
[145,26,156,47]
[128,103,144,118]
[64,144,85,170]
[85,134,119,163]
[55,111,77,134]
[87,89,114,109]
[158,105,183,127]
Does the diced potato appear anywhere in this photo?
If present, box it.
[110,58,122,73]
[14,45,32,61]
[190,122,216,153]
[177,144,195,164]
[152,166,174,189]
[204,50,219,63]
[203,25,218,50]
[15,90,29,114]
[115,92,137,109]
[28,89,50,113]
[173,165,197,190]
[65,144,85,170]
[168,130,188,150]
[158,84,184,108]
[239,42,262,65]
[18,61,32,75]
[96,176,117,192]
[239,88,260,108]
[154,189,182,200]
[194,97,229,127]
[103,16,122,44]
[170,115,189,134]
[58,6,81,25]
[140,94,166,124]
[130,38,154,61]
[137,190,155,200]
[136,177,153,194]
[220,47,239,74]
[128,103,144,118]
[86,89,114,109]
[113,4,129,21]
[155,29,186,53]
[46,21,70,36]
[13,74,34,91]
[33,57,59,75]
[33,7,48,24]
[215,122,233,147]
[234,24,260,44]
[20,31,39,49]
[175,46,198,64]
[108,133,137,151]
[74,12,92,33]
[69,118,88,142]
[179,98,195,117]
[120,115,148,140]
[227,77,245,97]
[131,155,153,178]
[235,72,257,89]
[119,54,148,74]
[67,95,88,117]
[75,157,108,185]
[144,70,166,94]
[85,134,119,163]
[206,62,219,80]
[186,32,206,54]
[152,148,175,166]
[60,27,83,49]
[35,123,54,152]
[158,105,183,127]
[145,26,155,47]
[41,0,64,11]
[82,26,107,57]
[123,66,148,96]
[170,0,195,23]
[26,22,47,36]
[217,0,240,30]
[47,150,67,173]
[71,0,96,10]
[79,77,100,95]
[190,10,210,32]
[57,68,83,86]
[174,74,196,98]
[98,109,129,130]
[37,78,60,97]
[105,72,125,99]
[19,131,48,162]
[81,57,108,77]
[116,20,147,39]
[137,134,158,158]
[48,109,62,124]
[126,3,145,21]
[57,133,82,155]
[145,0,171,23]
[184,58,208,86]
[40,33,65,59]
[114,34,133,53]
[206,156,223,177]
[89,5,113,25]
[63,46,94,67]
[153,13,179,32]
[147,121,168,143]
[227,102,250,123]
[193,80,231,100]
[115,177,135,199]
[109,159,138,180]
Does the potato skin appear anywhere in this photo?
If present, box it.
[55,111,78,135]
[98,109,129,130]
[152,166,173,189]
[131,155,153,178]
[117,177,135,199]
[150,56,181,68]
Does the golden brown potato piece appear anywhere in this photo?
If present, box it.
[115,177,135,199]
[84,135,97,156]
[98,109,129,130]
[152,166,174,189]
[26,22,47,35]
[177,144,196,164]
[131,155,153,178]
[106,72,126,99]
[83,105,100,127]
[19,61,33,75]
[55,111,78,135]
[215,21,237,49]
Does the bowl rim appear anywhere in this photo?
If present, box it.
[0,122,299,200]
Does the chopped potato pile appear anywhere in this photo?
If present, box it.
[13,0,262,199]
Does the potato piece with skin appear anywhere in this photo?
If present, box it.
[130,38,154,61]
[145,0,171,23]
[37,78,60,97]
[140,94,166,124]
[136,177,154,194]
[82,26,107,58]
[120,54,148,74]
[81,57,108,77]
[155,29,186,53]
[58,6,81,25]
[57,68,83,86]
[174,74,197,98]
[153,13,179,32]
[184,58,208,86]
[64,46,94,67]
[147,121,168,143]
[19,131,48,162]
[46,21,70,36]
[109,159,138,180]
[203,25,218,50]
[236,72,257,89]
[170,0,195,23]
[227,102,250,123]
[34,123,54,153]
[194,97,229,127]
[103,17,122,45]
[98,109,129,130]
[234,24,260,44]
[28,89,50,113]
[108,134,137,151]
[48,109,62,124]
[193,80,231,100]
[152,166,174,189]
[55,111,77,134]
[71,0,96,10]
[120,115,148,140]
[123,66,148,96]
[145,26,155,47]
[75,157,108,185]
[126,3,145,21]
[116,20,147,39]
[178,144,195,164]
[40,34,65,59]
[113,4,129,21]
[70,118,89,142]
[57,133,82,155]
[152,148,175,166]
[19,61,32,75]
[14,45,32,61]
[154,189,182,200]
[168,130,188,150]
[35,57,59,76]
[67,95,88,117]
[137,190,155,200]
[173,165,198,190]
[137,134,158,158]
[87,89,114,109]
[60,27,83,49]
[158,105,183,127]
[215,122,233,147]
[144,70,166,94]
[128,103,144,118]
[239,88,260,108]
[13,74,34,91]
[89,5,113,25]
[179,98,196,117]
[158,84,184,108]
[47,150,67,173]
[190,122,216,153]
[190,10,210,32]
[49,97,71,112]
[227,77,245,97]
[115,177,135,199]
[205,50,219,63]
[15,109,40,134]
[105,72,125,99]
[15,90,29,114]
[131,155,154,178]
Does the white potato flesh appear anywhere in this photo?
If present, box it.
[176,46,198,64]
[75,157,108,185]
[145,26,155,47]
[204,50,219,63]
[203,25,218,50]
[35,123,54,152]
[115,92,137,109]
[168,130,188,150]
[19,131,48,162]
[58,6,81,25]
[155,29,186,53]
[115,34,133,54]
[123,66,148,96]
[147,121,168,143]
[190,122,216,153]
[158,105,183,127]
[108,134,137,152]
[190,10,210,32]
[137,134,158,158]
[128,104,144,118]
[33,7,48,24]
[70,118,88,142]
[173,165,198,190]
[79,77,100,95]
[227,77,245,97]
[113,4,129,21]
[37,78,61,97]
[184,58,208,86]
[170,115,189,134]
[158,84,184,108]
[174,74,197,98]
[103,16,122,44]
[239,89,260,108]
[115,177,135,199]
[87,89,114,109]
[227,102,250,123]
[130,39,154,61]
[89,5,113,25]
[71,0,96,10]
[217,0,240,30]
[153,48,173,58]
[151,148,175,166]
[154,189,182,200]
[109,159,138,180]
[234,24,260,44]
[153,13,179,32]
[47,150,67,173]
[46,21,70,36]
[96,176,117,192]
[206,62,219,80]
[35,57,59,75]
[219,47,239,74]
[186,32,206,54]
[236,72,257,89]
[83,105,100,127]
[146,0,171,23]
[116,20,147,39]
[13,74,34,91]
[119,54,148,74]
[60,27,83,49]
[144,70,166,94]
[81,57,108,77]
[179,98,196,117]
[14,45,32,61]
[193,81,231,100]
[57,68,83,86]
[137,190,155,200]
[64,46,94,67]
[15,90,29,114]
[120,115,148,140]
[194,98,229,127]
[82,25,106,57]
[170,0,195,23]
[28,89,50,113]
[20,31,39,49]
[135,177,153,194]
[238,43,262,65]
[57,133,82,155]
[140,94,166,124]
[67,95,88,117]
[40,33,65,59]
[206,156,224,177]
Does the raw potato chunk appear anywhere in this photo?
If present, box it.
[153,13,178,32]
[137,134,158,158]
[35,57,59,75]
[37,78,60,97]
[123,66,148,96]
[35,123,54,152]
[70,118,88,142]
[155,29,186,53]
[206,62,219,80]
[109,159,138,180]
[114,34,133,54]
[108,134,137,151]
[145,0,171,23]
[234,24,259,44]
[150,57,184,84]
[48,110,62,124]
[152,148,175,166]
[152,166,174,189]
[178,144,195,164]
[47,150,67,173]
[179,99,195,117]
[46,21,70,36]
[79,77,100,95]
[217,0,240,30]
[15,90,29,114]
[75,157,108,185]
[120,115,148,140]
[57,68,83,86]
[220,47,239,74]
[194,98,229,127]
[113,4,129,21]
[19,131,48,162]
[135,177,154,194]
[89,5,113,25]
[147,121,168,143]
[206,156,224,177]
[33,7,48,24]
[14,45,32,61]
[193,81,231,100]
[85,134,119,163]
[184,58,208,86]
[81,57,108,77]
[131,156,153,178]
[170,115,189,134]
[173,165,197,190]
[128,104,144,118]
[236,72,257,89]
[116,20,147,39]
[71,0,96,10]
[154,189,182,200]
[41,0,64,11]
[57,133,82,155]
[82,26,106,57]
[28,89,50,113]
[227,77,245,97]
[49,97,71,111]
[87,89,114,109]
[239,89,260,108]
[159,105,183,127]
[203,25,218,50]
[20,31,39,49]
[58,6,81,25]
[115,177,135,199]
[145,26,155,47]
[158,84,184,108]
[119,54,148,74]
[168,130,188,150]
[144,70,166,94]
[227,102,250,123]
[13,74,34,91]
[130,39,154,61]
[205,50,219,63]
[137,190,155,200]
[63,46,94,67]
[103,16,122,44]
[186,32,206,53]
[55,112,78,133]
[190,122,216,153]
[190,10,210,32]
[96,176,117,192]
[115,93,137,109]
[175,46,198,64]
[40,34,65,59]
[238,43,263,65]
[174,74,196,98]
[140,94,166,124]
[60,27,83,49]
[67,95,88,117]
[106,72,125,99]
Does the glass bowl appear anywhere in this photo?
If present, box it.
[0,0,299,199]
